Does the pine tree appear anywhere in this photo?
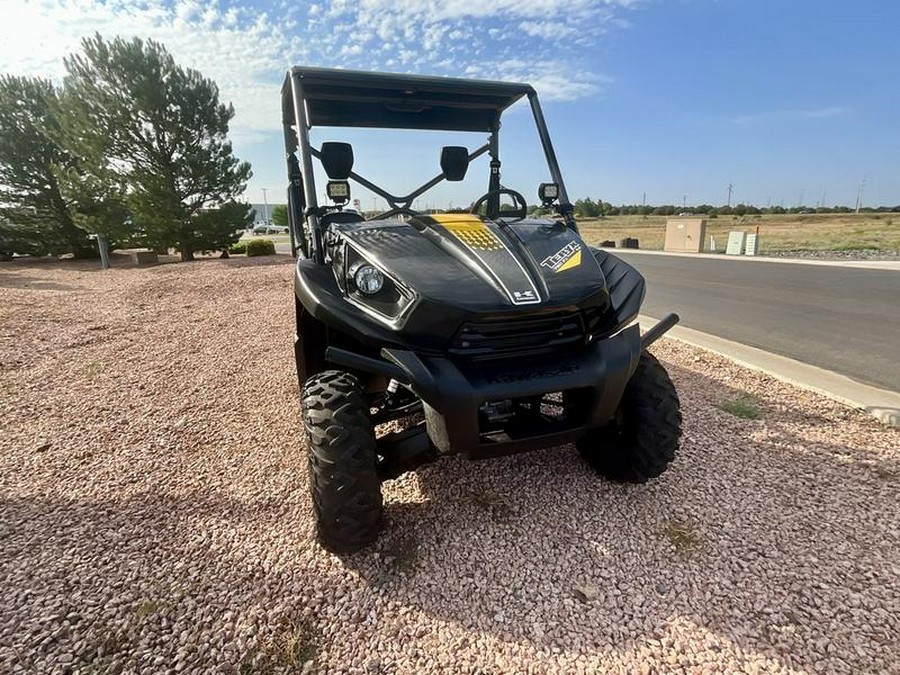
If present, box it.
[62,35,252,261]
[0,75,94,257]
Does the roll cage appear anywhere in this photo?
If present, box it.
[280,66,574,263]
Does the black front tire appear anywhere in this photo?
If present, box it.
[577,351,681,482]
[302,370,383,552]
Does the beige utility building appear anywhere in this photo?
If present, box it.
[664,218,707,253]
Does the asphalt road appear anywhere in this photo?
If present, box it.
[615,251,900,392]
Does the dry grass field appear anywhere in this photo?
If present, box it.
[577,213,900,254]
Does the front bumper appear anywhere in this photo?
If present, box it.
[380,324,643,459]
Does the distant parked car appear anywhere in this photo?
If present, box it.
[252,223,288,235]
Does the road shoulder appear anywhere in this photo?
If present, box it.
[640,314,900,428]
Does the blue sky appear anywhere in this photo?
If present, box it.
[3,0,898,208]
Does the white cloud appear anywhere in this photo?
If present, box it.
[305,0,632,100]
[469,58,610,100]
[519,20,577,39]
[0,0,297,143]
[1,0,639,144]
[799,106,849,119]
[732,106,851,126]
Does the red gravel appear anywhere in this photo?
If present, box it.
[1,255,898,674]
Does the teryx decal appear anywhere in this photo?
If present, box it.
[540,241,582,273]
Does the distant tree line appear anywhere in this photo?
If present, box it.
[528,198,900,219]
[0,34,252,262]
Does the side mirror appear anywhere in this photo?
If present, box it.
[320,142,354,179]
[440,146,469,182]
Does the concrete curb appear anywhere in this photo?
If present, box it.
[610,248,900,271]
[639,314,900,428]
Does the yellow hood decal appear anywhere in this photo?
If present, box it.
[423,213,541,305]
[431,214,504,252]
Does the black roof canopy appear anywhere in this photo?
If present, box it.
[282,67,534,132]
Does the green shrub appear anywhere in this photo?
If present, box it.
[228,241,247,255]
[245,238,275,257]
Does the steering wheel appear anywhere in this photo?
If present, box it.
[470,189,528,221]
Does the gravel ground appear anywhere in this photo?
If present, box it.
[2,255,898,675]
[765,249,900,261]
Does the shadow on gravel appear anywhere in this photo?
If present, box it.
[338,362,899,672]
[0,490,319,673]
[215,254,294,270]
[0,252,293,277]
[0,274,82,291]
[1,255,130,273]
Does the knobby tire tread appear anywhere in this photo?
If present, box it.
[577,351,682,483]
[302,370,383,553]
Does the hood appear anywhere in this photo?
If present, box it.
[338,214,607,311]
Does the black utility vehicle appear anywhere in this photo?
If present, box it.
[281,67,682,552]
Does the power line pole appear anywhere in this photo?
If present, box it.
[262,188,270,224]
[727,183,733,208]
[855,177,866,213]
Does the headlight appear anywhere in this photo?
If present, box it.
[342,244,417,326]
[353,263,384,295]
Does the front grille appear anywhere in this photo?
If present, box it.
[449,312,586,359]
